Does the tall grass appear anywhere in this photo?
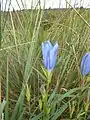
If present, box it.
[0,0,90,119]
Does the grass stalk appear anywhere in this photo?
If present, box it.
[5,56,9,120]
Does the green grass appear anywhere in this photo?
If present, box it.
[1,5,90,120]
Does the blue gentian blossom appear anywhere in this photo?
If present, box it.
[42,41,59,71]
[80,52,90,76]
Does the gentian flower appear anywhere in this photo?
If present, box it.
[80,52,90,76]
[42,40,58,71]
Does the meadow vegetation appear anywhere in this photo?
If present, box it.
[0,6,90,120]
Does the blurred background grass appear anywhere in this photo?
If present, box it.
[1,0,90,119]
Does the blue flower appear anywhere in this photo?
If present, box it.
[42,40,59,71]
[80,52,90,76]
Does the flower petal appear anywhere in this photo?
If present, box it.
[49,42,59,70]
[42,41,52,69]
[43,40,53,50]
[42,41,59,71]
[81,52,90,75]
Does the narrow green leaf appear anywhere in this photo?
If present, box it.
[10,87,25,120]
[39,99,42,111]
[51,103,68,120]
[0,100,6,119]
[41,65,47,77]
[31,112,43,120]
[5,57,9,120]
[26,84,31,102]
[54,88,80,104]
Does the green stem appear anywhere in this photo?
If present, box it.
[29,102,31,117]
[5,57,9,120]
[0,77,1,104]
[47,71,52,90]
